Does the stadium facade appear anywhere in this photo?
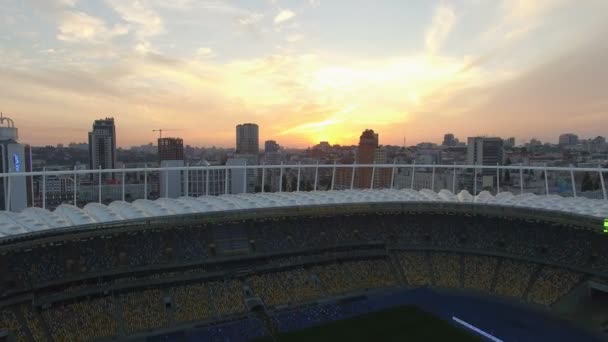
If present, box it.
[0,164,607,341]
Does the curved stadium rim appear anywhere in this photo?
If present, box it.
[0,201,603,249]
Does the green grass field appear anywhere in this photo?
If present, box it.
[256,306,482,342]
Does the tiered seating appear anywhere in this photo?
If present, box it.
[343,260,397,289]
[20,305,46,342]
[397,251,431,286]
[208,280,245,316]
[43,296,117,341]
[121,289,167,334]
[311,263,357,295]
[249,272,292,307]
[463,255,498,293]
[171,283,214,323]
[494,260,536,298]
[0,307,27,342]
[527,267,583,306]
[430,253,460,288]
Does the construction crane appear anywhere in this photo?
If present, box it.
[152,129,180,139]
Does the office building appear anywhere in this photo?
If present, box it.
[263,140,281,191]
[0,114,33,211]
[188,160,226,197]
[88,117,116,181]
[355,129,379,188]
[559,133,579,146]
[236,123,259,155]
[467,137,504,170]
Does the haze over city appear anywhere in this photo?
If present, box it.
[1,0,607,147]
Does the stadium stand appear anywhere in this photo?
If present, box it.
[0,202,607,341]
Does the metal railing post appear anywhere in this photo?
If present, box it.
[242,165,247,194]
[73,167,77,206]
[205,168,210,196]
[331,161,336,190]
[496,163,500,194]
[431,164,436,191]
[314,161,319,191]
[390,161,396,189]
[519,165,524,195]
[570,165,576,198]
[121,165,126,201]
[164,166,169,198]
[410,161,416,190]
[296,162,301,192]
[6,168,11,211]
[279,162,284,192]
[185,163,189,197]
[224,166,229,194]
[98,166,102,203]
[350,164,355,190]
[599,166,607,201]
[473,164,477,196]
[261,163,265,193]
[370,162,375,190]
[544,164,549,196]
[42,167,46,209]
[452,163,456,193]
[144,164,148,200]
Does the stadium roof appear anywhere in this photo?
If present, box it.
[0,189,607,237]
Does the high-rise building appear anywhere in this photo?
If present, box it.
[356,129,379,188]
[88,117,116,180]
[373,148,391,188]
[236,123,259,155]
[263,140,281,191]
[158,137,184,161]
[264,140,279,154]
[442,133,458,146]
[158,137,184,199]
[559,133,579,146]
[467,137,504,174]
[504,137,516,148]
[0,114,33,211]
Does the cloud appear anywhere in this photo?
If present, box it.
[237,12,264,26]
[286,34,303,43]
[105,0,163,39]
[57,11,129,43]
[196,47,215,58]
[274,9,295,24]
[425,4,456,54]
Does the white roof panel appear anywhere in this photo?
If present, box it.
[0,189,606,239]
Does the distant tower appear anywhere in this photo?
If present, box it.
[466,137,504,174]
[356,129,379,188]
[236,123,259,155]
[0,113,33,211]
[88,117,116,180]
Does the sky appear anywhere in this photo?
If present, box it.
[0,0,607,148]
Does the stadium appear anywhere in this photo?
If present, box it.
[1,188,608,341]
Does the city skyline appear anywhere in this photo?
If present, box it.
[1,0,607,148]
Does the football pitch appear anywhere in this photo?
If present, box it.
[256,306,483,342]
